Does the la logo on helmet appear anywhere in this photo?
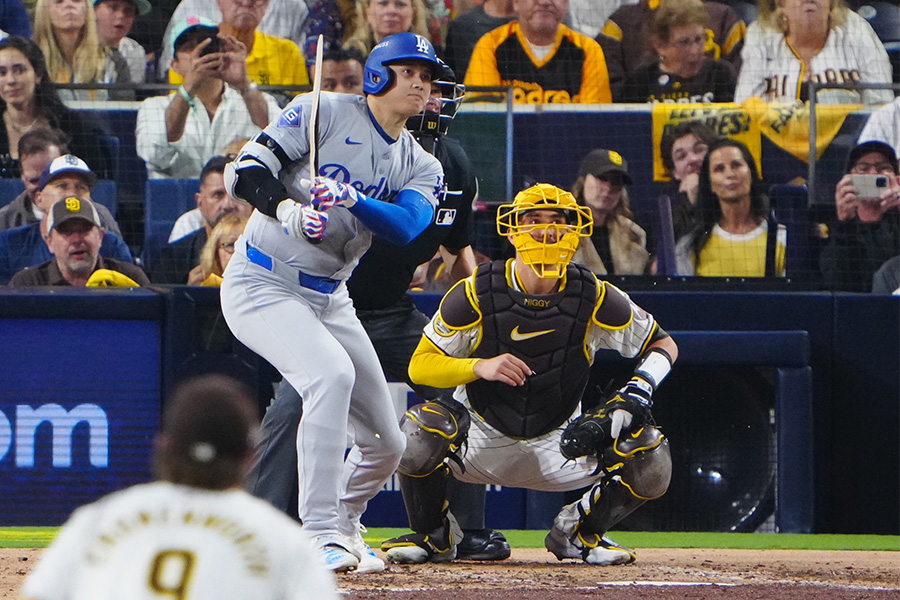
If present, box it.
[415,35,430,53]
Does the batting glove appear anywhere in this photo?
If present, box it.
[606,376,653,439]
[277,199,329,240]
[309,176,361,211]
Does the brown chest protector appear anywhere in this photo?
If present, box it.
[467,261,597,438]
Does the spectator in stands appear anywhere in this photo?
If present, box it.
[194,212,246,285]
[0,0,31,39]
[659,120,718,239]
[858,96,900,154]
[620,0,736,103]
[599,0,745,99]
[137,17,281,180]
[0,128,119,233]
[570,148,650,275]
[675,137,785,277]
[735,0,893,105]
[93,0,150,83]
[465,0,612,104]
[0,153,133,283]
[313,47,364,94]
[300,0,355,66]
[8,195,148,285]
[149,155,251,284]
[343,0,430,57]
[0,36,109,178]
[33,0,132,100]
[166,0,309,89]
[158,0,308,81]
[871,255,900,295]
[820,140,900,292]
[443,0,514,81]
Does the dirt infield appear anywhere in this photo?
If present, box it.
[3,547,898,599]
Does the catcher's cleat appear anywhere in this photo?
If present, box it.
[544,524,582,560]
[545,524,635,565]
[579,532,636,566]
[382,514,462,564]
[457,529,511,561]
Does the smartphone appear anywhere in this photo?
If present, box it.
[849,174,890,200]
[199,33,220,56]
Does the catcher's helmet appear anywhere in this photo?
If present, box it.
[496,183,593,279]
[364,32,442,96]
[405,59,465,137]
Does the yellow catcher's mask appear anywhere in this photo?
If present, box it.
[496,183,593,279]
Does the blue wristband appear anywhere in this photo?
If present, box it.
[177,84,195,108]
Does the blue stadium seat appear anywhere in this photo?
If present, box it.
[769,184,817,280]
[0,179,24,209]
[0,178,117,217]
[100,135,121,182]
[141,178,199,271]
[856,2,900,84]
[655,194,678,276]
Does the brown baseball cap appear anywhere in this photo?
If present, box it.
[46,197,102,231]
[578,149,633,185]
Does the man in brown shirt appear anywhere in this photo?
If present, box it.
[9,197,150,287]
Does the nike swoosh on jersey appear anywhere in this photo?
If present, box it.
[510,326,555,341]
[345,137,363,145]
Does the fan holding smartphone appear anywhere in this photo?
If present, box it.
[821,140,900,292]
[834,141,900,223]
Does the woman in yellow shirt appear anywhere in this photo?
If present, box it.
[675,137,785,277]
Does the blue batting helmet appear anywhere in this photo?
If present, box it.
[363,32,442,96]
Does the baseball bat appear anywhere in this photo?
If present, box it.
[309,34,324,182]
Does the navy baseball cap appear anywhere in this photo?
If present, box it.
[46,196,102,231]
[847,141,899,174]
[93,0,152,16]
[578,149,633,185]
[36,155,98,192]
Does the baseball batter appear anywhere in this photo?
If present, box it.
[734,9,893,105]
[243,65,511,563]
[381,184,678,566]
[220,33,444,573]
[21,374,338,600]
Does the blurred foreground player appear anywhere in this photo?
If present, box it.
[244,62,511,562]
[382,184,677,565]
[21,374,339,600]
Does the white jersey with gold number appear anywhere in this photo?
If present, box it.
[21,482,338,600]
[735,12,894,105]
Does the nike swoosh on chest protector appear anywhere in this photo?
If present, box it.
[510,325,556,341]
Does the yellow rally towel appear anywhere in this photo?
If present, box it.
[651,102,761,181]
[86,269,141,288]
[741,98,862,163]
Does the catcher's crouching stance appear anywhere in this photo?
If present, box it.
[382,184,677,566]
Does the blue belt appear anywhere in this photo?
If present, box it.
[245,243,340,294]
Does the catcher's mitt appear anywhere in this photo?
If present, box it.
[559,408,613,460]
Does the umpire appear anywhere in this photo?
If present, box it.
[244,62,511,564]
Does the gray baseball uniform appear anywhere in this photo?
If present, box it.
[221,91,443,539]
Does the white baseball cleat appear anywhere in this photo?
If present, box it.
[348,531,386,574]
[314,533,361,573]
[581,534,636,566]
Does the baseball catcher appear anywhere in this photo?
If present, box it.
[382,183,676,565]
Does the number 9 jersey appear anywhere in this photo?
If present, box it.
[21,481,339,600]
